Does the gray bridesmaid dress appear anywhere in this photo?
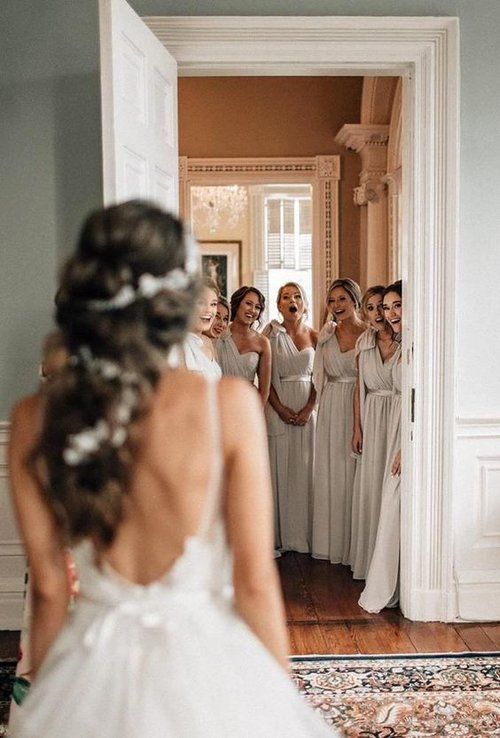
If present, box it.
[264,321,316,553]
[349,329,400,579]
[216,333,259,383]
[311,323,357,564]
[359,357,402,611]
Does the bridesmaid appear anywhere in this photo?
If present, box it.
[311,278,365,564]
[349,285,400,579]
[173,278,222,380]
[217,286,271,405]
[264,283,317,553]
[359,280,403,611]
[206,295,230,340]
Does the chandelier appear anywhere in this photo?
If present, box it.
[191,185,248,233]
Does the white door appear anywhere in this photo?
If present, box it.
[99,0,178,213]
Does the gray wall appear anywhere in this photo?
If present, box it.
[0,1,102,417]
[2,0,500,417]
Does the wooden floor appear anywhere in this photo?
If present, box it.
[0,553,499,659]
[278,552,500,655]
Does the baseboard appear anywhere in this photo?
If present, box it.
[455,571,500,621]
[0,591,24,630]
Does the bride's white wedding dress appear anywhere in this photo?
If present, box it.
[11,382,334,738]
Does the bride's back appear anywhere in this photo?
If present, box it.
[102,369,222,586]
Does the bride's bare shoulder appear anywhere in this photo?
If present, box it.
[217,377,262,441]
[11,393,41,428]
[9,393,42,453]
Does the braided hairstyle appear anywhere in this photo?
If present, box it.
[34,200,200,546]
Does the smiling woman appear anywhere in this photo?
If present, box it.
[311,279,365,565]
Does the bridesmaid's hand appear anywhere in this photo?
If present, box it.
[352,427,363,454]
[391,449,401,476]
[294,406,313,426]
[279,406,298,425]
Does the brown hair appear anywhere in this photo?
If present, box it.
[383,280,402,299]
[33,200,200,546]
[217,295,230,313]
[230,285,266,324]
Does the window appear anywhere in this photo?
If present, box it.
[253,185,313,324]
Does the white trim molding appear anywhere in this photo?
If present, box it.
[454,417,500,621]
[143,16,460,621]
[179,155,341,327]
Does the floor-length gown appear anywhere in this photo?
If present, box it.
[11,382,333,738]
[216,333,259,383]
[311,323,357,564]
[359,357,402,611]
[264,321,316,553]
[349,329,400,580]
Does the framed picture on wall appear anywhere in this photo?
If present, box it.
[199,240,242,299]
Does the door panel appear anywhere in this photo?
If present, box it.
[99,0,178,212]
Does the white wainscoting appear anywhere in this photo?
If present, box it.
[454,418,500,620]
[0,422,26,629]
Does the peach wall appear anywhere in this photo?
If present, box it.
[178,76,363,285]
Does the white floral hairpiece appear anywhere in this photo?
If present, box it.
[63,386,136,466]
[85,234,199,312]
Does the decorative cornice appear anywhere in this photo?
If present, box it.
[334,124,389,153]
[179,156,340,180]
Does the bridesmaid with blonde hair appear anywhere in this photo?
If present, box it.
[359,280,403,611]
[311,278,365,564]
[349,285,400,579]
[217,286,271,406]
[264,283,317,553]
[173,277,222,380]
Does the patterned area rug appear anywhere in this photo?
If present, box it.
[291,653,500,736]
[0,660,16,737]
[1,653,498,735]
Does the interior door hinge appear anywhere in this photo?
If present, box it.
[411,388,416,423]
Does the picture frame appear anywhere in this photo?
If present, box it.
[198,240,242,300]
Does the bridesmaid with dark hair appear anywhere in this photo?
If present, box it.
[311,278,365,564]
[349,285,400,580]
[216,286,271,406]
[359,280,403,612]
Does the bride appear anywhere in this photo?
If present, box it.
[8,201,334,737]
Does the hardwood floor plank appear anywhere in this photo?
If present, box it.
[288,623,327,655]
[294,555,373,622]
[406,622,469,653]
[321,622,358,654]
[454,624,499,651]
[481,624,500,650]
[277,552,318,622]
[347,621,417,654]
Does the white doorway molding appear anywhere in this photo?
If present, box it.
[143,16,460,621]
[179,155,341,326]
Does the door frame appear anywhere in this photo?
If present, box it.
[143,15,460,622]
[179,155,341,326]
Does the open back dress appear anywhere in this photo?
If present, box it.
[11,380,333,738]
